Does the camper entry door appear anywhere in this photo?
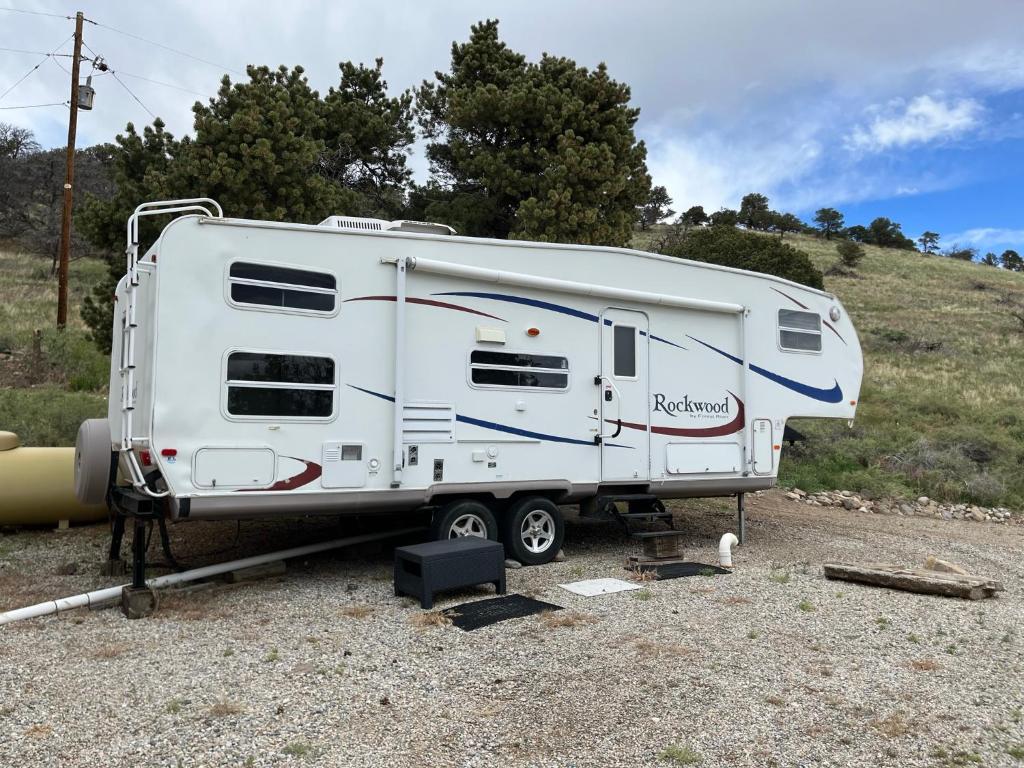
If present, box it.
[599,308,650,482]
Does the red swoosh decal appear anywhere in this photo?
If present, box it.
[237,458,321,492]
[610,394,746,438]
[345,295,506,321]
[772,287,846,345]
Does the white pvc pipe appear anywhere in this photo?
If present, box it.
[0,526,423,626]
[718,532,739,568]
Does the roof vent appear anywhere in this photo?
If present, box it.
[318,216,387,231]
[318,215,456,236]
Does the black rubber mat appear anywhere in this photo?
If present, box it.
[635,562,732,580]
[443,594,563,631]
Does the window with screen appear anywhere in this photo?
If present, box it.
[226,352,335,418]
[228,262,337,313]
[469,350,569,390]
[613,325,637,378]
[778,309,822,352]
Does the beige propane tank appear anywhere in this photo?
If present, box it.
[0,432,107,525]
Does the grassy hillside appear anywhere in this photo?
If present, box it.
[636,226,1024,508]
[3,231,1024,508]
[0,247,108,445]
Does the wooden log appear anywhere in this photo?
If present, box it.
[822,562,1004,600]
[923,555,968,575]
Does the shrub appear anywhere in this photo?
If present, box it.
[659,227,824,289]
[0,388,106,446]
[836,240,865,269]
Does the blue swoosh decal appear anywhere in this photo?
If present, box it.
[748,365,843,403]
[435,292,600,322]
[347,385,632,447]
[686,336,843,404]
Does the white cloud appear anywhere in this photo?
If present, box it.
[644,131,822,213]
[845,94,982,153]
[941,228,1024,249]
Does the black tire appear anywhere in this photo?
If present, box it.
[431,499,499,541]
[502,496,564,566]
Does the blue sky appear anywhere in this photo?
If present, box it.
[1,0,1021,255]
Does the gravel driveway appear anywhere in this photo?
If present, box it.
[1,491,1022,767]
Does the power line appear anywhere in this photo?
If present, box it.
[0,100,68,110]
[110,70,156,118]
[49,54,71,76]
[0,33,74,102]
[113,70,209,99]
[87,18,244,77]
[0,46,77,57]
[0,6,72,19]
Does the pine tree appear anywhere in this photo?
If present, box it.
[415,19,650,245]
[80,119,182,350]
[813,208,844,240]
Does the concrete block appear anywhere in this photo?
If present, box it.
[121,585,156,619]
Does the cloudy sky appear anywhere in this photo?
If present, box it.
[2,0,1022,253]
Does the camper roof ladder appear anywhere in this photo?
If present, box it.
[120,198,223,497]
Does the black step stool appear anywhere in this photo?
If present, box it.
[394,537,505,609]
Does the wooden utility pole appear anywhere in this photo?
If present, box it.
[56,11,84,329]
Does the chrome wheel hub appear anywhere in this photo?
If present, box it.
[449,513,487,538]
[520,509,555,554]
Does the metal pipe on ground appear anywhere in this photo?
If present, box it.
[0,526,425,626]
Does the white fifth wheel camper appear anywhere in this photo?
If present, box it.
[75,198,863,567]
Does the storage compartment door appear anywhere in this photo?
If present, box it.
[193,447,276,488]
[751,419,774,475]
[665,442,741,474]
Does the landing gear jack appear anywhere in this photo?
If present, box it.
[107,488,159,619]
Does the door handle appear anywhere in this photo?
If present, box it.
[595,375,622,441]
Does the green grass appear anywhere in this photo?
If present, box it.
[0,248,108,446]
[659,744,702,765]
[634,227,1024,508]
[0,387,106,446]
[282,742,314,758]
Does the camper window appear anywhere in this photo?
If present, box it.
[225,351,336,418]
[612,325,637,378]
[469,350,569,391]
[228,262,337,314]
[778,309,822,353]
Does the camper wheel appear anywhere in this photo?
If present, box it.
[431,499,499,541]
[502,497,564,566]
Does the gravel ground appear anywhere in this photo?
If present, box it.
[1,491,1022,768]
